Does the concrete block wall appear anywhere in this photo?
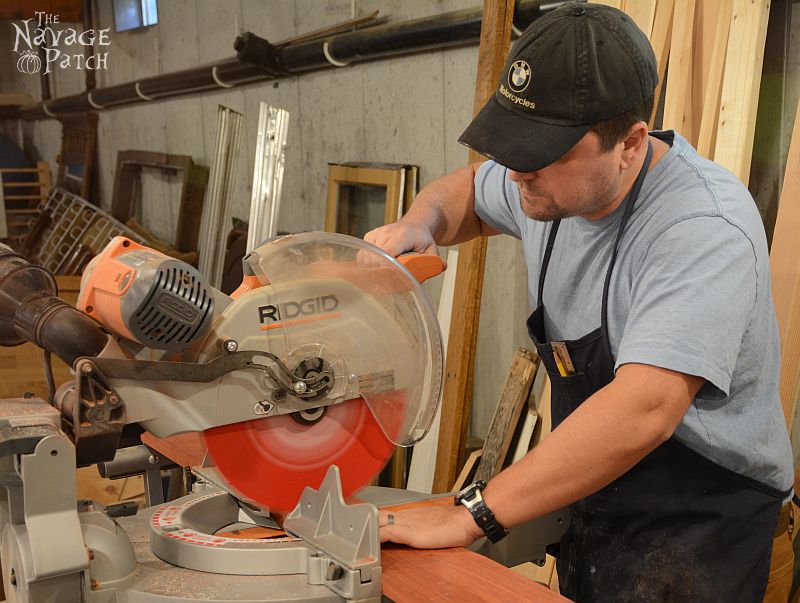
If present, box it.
[0,0,533,442]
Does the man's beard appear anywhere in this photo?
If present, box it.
[518,189,574,222]
[516,174,618,222]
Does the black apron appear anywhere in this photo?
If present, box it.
[526,143,785,602]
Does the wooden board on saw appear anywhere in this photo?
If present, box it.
[770,100,800,432]
[380,498,568,601]
[473,348,539,483]
[382,545,568,602]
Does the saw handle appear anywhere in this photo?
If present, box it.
[397,253,445,284]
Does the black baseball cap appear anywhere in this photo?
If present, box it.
[459,2,658,173]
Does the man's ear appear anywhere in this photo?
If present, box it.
[619,122,649,171]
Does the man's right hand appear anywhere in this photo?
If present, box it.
[364,222,440,258]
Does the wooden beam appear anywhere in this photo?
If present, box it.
[432,0,516,494]
[473,348,539,483]
[713,0,770,184]
[770,101,800,431]
[662,0,696,138]
[689,1,724,147]
[593,0,624,9]
[622,0,658,38]
[696,2,732,158]
[648,0,675,128]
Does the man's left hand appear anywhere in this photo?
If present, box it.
[378,504,484,549]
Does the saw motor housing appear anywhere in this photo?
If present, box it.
[77,237,215,351]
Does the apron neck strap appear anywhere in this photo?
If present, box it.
[599,140,654,353]
[536,140,654,313]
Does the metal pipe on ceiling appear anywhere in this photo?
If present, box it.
[11,0,572,121]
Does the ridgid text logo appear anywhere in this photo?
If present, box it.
[12,11,110,74]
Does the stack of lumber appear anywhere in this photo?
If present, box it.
[597,0,770,183]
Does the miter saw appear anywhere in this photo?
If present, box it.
[0,231,567,602]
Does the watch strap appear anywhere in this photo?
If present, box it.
[455,481,508,543]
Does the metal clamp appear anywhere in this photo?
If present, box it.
[134,81,154,101]
[212,65,234,88]
[323,41,350,67]
[86,91,105,110]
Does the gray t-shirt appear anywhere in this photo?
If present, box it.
[474,131,794,493]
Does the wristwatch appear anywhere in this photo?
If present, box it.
[454,480,508,543]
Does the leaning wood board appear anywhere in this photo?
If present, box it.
[474,348,539,483]
[770,100,800,432]
[622,0,657,37]
[647,0,675,128]
[661,0,696,138]
[713,0,770,185]
[452,448,483,492]
[696,1,732,158]
[433,0,516,494]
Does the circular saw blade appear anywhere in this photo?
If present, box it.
[204,397,395,512]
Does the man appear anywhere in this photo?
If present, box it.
[365,3,795,602]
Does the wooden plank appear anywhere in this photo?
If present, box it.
[389,447,406,489]
[511,410,539,462]
[689,1,724,146]
[511,556,557,589]
[770,101,800,431]
[433,0,516,494]
[713,0,770,184]
[140,432,207,468]
[382,544,568,602]
[696,1,732,158]
[623,0,658,38]
[453,449,483,492]
[530,370,552,448]
[648,0,675,128]
[407,248,458,493]
[661,0,695,139]
[473,349,539,483]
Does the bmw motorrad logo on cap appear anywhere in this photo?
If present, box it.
[508,60,532,93]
